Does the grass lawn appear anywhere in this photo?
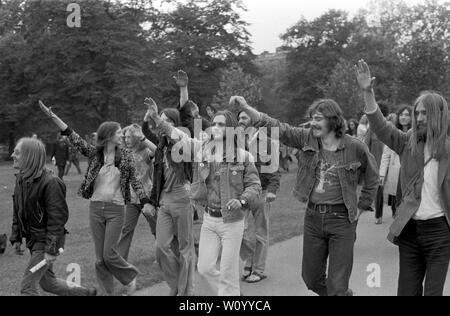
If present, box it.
[0,160,305,296]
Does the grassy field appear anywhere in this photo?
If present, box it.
[0,160,305,296]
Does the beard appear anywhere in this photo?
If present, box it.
[416,125,427,142]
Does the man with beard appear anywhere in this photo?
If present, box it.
[230,96,379,296]
[356,59,450,296]
[145,97,261,296]
[238,111,281,283]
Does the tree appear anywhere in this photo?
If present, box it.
[322,59,365,119]
[212,63,262,110]
[397,38,450,103]
[280,10,357,121]
[148,0,257,109]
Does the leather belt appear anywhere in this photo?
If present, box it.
[206,206,222,218]
[307,201,348,214]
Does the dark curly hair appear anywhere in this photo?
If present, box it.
[308,99,346,138]
[395,105,412,131]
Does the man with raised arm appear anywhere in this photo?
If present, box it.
[355,59,450,296]
[231,96,378,296]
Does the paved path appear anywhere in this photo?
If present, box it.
[135,210,450,296]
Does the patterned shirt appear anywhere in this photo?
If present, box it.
[310,149,345,205]
[206,162,222,210]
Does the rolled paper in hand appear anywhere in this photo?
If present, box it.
[29,248,64,274]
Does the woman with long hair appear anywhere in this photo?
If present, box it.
[346,118,359,137]
[142,106,195,296]
[38,101,153,296]
[10,137,96,296]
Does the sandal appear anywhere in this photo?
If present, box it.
[246,271,267,283]
[242,266,252,280]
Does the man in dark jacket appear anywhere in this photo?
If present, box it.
[10,137,96,296]
[50,132,69,180]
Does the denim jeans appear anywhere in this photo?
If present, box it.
[89,201,139,295]
[302,206,357,296]
[397,217,450,296]
[156,187,195,296]
[240,190,269,275]
[197,213,245,296]
[117,203,157,260]
[21,242,91,296]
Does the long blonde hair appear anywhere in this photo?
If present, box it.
[16,138,47,180]
[409,92,449,160]
[122,124,146,152]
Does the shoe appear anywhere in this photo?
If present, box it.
[87,288,97,296]
[245,271,267,284]
[375,218,383,225]
[242,266,252,281]
[123,278,137,296]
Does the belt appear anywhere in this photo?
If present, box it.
[308,201,347,214]
[206,206,222,218]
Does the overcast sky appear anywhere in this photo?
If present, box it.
[241,0,423,54]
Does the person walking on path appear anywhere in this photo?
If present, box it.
[356,59,450,296]
[49,132,69,180]
[39,101,153,296]
[230,95,379,296]
[238,110,281,283]
[145,97,261,296]
[117,124,157,261]
[10,137,96,296]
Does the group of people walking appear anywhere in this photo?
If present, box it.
[7,59,450,297]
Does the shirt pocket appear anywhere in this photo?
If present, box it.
[229,164,245,194]
[344,161,361,185]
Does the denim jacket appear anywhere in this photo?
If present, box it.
[258,114,379,223]
[157,121,262,223]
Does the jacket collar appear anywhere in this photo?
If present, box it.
[305,131,346,152]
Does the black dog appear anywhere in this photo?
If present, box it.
[0,234,7,254]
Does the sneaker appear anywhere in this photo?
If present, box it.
[245,271,267,283]
[123,278,137,296]
[375,218,383,225]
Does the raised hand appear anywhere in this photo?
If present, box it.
[39,100,55,118]
[173,70,189,88]
[355,59,376,91]
[229,96,261,125]
[38,100,68,131]
[144,97,159,119]
[228,96,249,113]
